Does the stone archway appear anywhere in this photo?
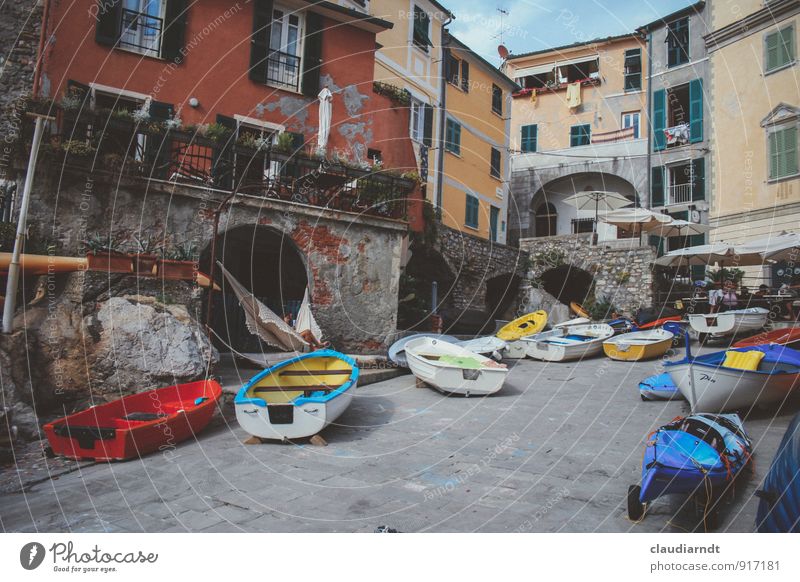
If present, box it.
[400,246,457,331]
[539,264,594,306]
[201,224,309,352]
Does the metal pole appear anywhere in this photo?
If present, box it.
[3,115,49,333]
[431,280,438,315]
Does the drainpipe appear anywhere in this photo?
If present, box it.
[32,0,51,99]
[435,16,453,216]
[645,31,653,212]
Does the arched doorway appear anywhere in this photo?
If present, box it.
[534,202,557,237]
[539,265,594,306]
[202,225,308,352]
[400,247,455,331]
[486,273,521,321]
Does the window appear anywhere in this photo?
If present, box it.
[769,125,798,180]
[667,17,690,67]
[234,117,282,186]
[119,0,165,57]
[521,124,538,153]
[490,206,500,242]
[410,98,433,146]
[267,8,304,90]
[571,218,595,234]
[624,48,642,91]
[765,25,795,73]
[622,112,640,139]
[465,194,480,228]
[490,148,501,178]
[412,5,432,51]
[653,79,703,151]
[559,58,600,84]
[570,124,591,147]
[95,0,186,61]
[534,203,557,237]
[652,158,706,206]
[445,119,461,155]
[492,84,503,115]
[446,51,469,92]
[368,149,382,165]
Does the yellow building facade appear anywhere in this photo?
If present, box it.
[439,34,517,242]
[706,0,799,263]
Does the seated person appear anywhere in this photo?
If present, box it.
[754,284,771,297]
[719,279,739,312]
[779,276,800,320]
[283,313,330,350]
[708,282,724,313]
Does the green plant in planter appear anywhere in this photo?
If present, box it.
[111,108,134,120]
[60,140,96,157]
[400,171,421,183]
[164,241,197,262]
[585,297,619,321]
[132,232,164,255]
[60,88,85,111]
[83,232,128,254]
[706,267,744,284]
[203,122,232,142]
[273,132,295,153]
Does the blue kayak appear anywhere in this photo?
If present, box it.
[756,413,800,532]
[638,372,683,401]
[628,413,752,526]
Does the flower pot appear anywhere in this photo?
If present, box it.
[86,252,132,274]
[133,254,158,276]
[157,259,196,281]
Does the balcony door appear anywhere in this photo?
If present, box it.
[120,0,165,57]
[268,7,303,90]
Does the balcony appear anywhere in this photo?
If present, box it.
[119,8,163,58]
[591,126,636,144]
[668,183,692,205]
[266,50,302,92]
[512,137,647,172]
[35,107,415,220]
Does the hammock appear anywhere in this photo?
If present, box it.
[217,262,310,352]
[296,287,322,340]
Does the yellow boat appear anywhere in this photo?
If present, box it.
[496,310,548,341]
[602,329,674,361]
[570,302,590,319]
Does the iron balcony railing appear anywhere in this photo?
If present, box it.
[119,8,163,57]
[267,50,301,91]
[668,183,693,205]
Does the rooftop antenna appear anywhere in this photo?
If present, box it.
[492,7,510,45]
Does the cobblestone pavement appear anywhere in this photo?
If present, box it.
[1,353,796,533]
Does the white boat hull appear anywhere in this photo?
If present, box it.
[522,323,614,362]
[503,340,528,359]
[235,383,356,440]
[456,336,508,360]
[670,363,796,412]
[689,308,769,338]
[405,338,508,396]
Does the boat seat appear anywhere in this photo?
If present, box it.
[279,369,351,377]
[722,350,765,371]
[564,334,594,341]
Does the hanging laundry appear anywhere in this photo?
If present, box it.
[566,81,582,108]
[664,123,690,145]
[530,88,537,105]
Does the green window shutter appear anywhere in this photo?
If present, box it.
[785,127,798,177]
[446,119,460,154]
[423,104,433,147]
[249,0,274,83]
[95,0,122,46]
[490,206,499,241]
[780,26,795,66]
[651,166,665,206]
[689,79,703,143]
[161,0,188,62]
[460,60,470,92]
[773,126,798,179]
[465,195,479,228]
[691,157,705,201]
[766,30,780,71]
[521,124,537,152]
[149,101,174,120]
[769,130,779,178]
[301,12,324,97]
[653,89,666,151]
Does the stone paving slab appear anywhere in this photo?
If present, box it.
[1,353,797,533]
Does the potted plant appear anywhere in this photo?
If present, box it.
[158,241,197,281]
[83,232,132,273]
[131,232,163,276]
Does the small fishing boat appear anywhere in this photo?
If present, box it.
[756,412,800,532]
[666,343,800,412]
[405,337,508,396]
[638,373,682,401]
[496,310,547,341]
[43,380,222,461]
[628,413,752,529]
[235,350,358,441]
[603,329,674,361]
[522,323,614,362]
[455,336,508,361]
[734,327,800,350]
[388,333,457,367]
[688,307,770,340]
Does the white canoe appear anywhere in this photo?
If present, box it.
[455,336,508,360]
[235,351,358,441]
[666,345,800,412]
[388,333,458,367]
[405,337,509,396]
[522,323,615,362]
[688,307,769,338]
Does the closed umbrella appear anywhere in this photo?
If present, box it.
[316,87,333,154]
[563,190,633,233]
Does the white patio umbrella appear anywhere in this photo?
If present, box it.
[316,87,333,153]
[643,219,711,238]
[563,190,633,233]
[734,231,800,262]
[600,207,672,234]
[653,242,736,267]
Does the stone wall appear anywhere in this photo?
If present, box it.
[518,233,657,317]
[25,166,407,353]
[0,0,40,143]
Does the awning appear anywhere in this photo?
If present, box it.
[513,63,555,78]
[554,54,599,67]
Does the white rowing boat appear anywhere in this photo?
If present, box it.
[522,323,615,362]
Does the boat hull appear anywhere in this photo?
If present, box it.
[734,327,800,349]
[43,380,222,461]
[503,340,528,359]
[523,323,614,362]
[388,333,457,368]
[638,373,683,401]
[496,311,547,341]
[756,413,800,532]
[603,329,674,361]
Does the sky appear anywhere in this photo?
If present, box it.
[445,0,695,64]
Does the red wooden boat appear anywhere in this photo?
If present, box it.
[733,327,800,349]
[637,315,683,330]
[44,380,222,461]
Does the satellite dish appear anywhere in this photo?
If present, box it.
[498,44,509,60]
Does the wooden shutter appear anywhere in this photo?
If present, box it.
[784,127,798,177]
[521,124,537,153]
[301,12,324,97]
[689,79,703,143]
[691,157,705,201]
[780,26,795,67]
[249,0,274,83]
[490,148,501,177]
[773,127,798,178]
[95,0,122,47]
[290,132,305,152]
[212,114,237,190]
[161,0,188,62]
[460,60,470,92]
[454,123,461,154]
[423,104,433,147]
[651,166,665,207]
[766,30,780,71]
[653,89,666,151]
